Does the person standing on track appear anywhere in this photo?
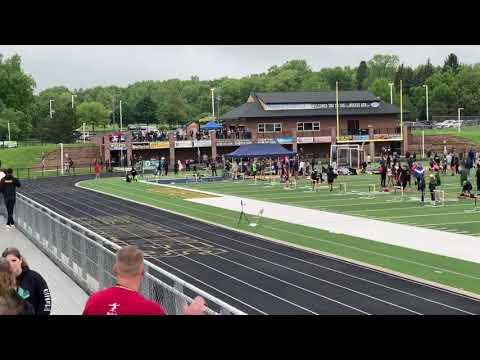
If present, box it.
[95,162,101,180]
[0,169,21,229]
[82,245,205,316]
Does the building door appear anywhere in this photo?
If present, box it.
[347,120,359,135]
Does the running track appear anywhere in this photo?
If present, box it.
[18,175,480,315]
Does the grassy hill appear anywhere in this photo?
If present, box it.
[412,126,480,144]
[0,143,95,169]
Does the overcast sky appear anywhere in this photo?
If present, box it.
[1,45,480,92]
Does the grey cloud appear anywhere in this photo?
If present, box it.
[1,45,480,92]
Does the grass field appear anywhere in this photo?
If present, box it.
[412,126,480,144]
[0,143,95,169]
[179,171,480,237]
[79,177,480,294]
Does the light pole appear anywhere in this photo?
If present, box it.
[210,88,215,119]
[71,94,77,109]
[458,107,464,133]
[216,95,221,120]
[422,84,429,159]
[49,100,55,118]
[388,82,394,104]
[422,85,429,123]
[7,122,11,141]
[119,100,124,169]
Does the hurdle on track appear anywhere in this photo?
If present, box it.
[434,189,445,206]
[338,183,347,193]
[368,184,376,192]
[394,186,404,197]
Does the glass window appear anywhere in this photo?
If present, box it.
[303,123,313,131]
[265,123,274,132]
[313,122,320,130]
[274,123,281,132]
[258,123,265,132]
[297,122,303,131]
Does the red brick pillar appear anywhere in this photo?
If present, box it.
[210,130,217,161]
[330,127,336,145]
[126,132,132,167]
[292,128,297,153]
[103,135,110,165]
[169,132,175,169]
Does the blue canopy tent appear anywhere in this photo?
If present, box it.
[225,143,296,158]
[200,121,223,130]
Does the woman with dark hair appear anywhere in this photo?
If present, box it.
[0,258,34,315]
[2,248,51,315]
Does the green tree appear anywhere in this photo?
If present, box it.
[134,95,158,123]
[37,107,77,143]
[368,78,391,102]
[356,61,368,90]
[443,53,460,74]
[77,101,110,132]
[0,54,36,112]
[366,54,399,86]
[0,109,32,140]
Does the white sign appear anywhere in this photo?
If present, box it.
[264,102,380,111]
[296,136,332,144]
[175,140,193,148]
[193,140,212,147]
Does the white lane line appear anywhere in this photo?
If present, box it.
[34,192,271,315]
[80,182,479,314]
[86,181,480,281]
[69,190,370,314]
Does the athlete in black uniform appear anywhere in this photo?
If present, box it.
[0,169,21,228]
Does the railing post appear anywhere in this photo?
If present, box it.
[56,166,59,177]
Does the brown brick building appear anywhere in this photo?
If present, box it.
[221,91,409,158]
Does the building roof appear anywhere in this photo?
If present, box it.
[225,143,296,158]
[255,91,380,104]
[222,91,407,120]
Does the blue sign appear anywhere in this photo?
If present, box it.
[352,135,370,141]
[276,136,294,144]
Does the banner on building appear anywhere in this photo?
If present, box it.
[149,141,170,149]
[193,140,212,147]
[110,144,128,150]
[275,136,294,144]
[132,142,150,150]
[352,135,370,141]
[175,140,193,148]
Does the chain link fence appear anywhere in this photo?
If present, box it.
[13,193,246,315]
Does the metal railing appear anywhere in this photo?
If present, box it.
[13,193,246,315]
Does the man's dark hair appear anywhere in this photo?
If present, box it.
[6,168,13,175]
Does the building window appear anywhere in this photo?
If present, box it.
[258,123,282,133]
[297,122,320,131]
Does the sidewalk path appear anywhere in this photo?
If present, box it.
[0,221,89,315]
[182,187,480,264]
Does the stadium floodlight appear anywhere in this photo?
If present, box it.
[210,88,215,119]
[71,94,77,109]
[388,82,394,104]
[422,85,429,122]
[49,99,55,118]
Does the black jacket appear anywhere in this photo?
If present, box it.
[0,174,21,201]
[16,268,51,315]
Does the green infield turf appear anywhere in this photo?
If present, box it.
[78,177,480,295]
[178,171,480,237]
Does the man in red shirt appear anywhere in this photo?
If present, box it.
[83,245,205,315]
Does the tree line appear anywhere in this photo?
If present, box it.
[0,51,477,143]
